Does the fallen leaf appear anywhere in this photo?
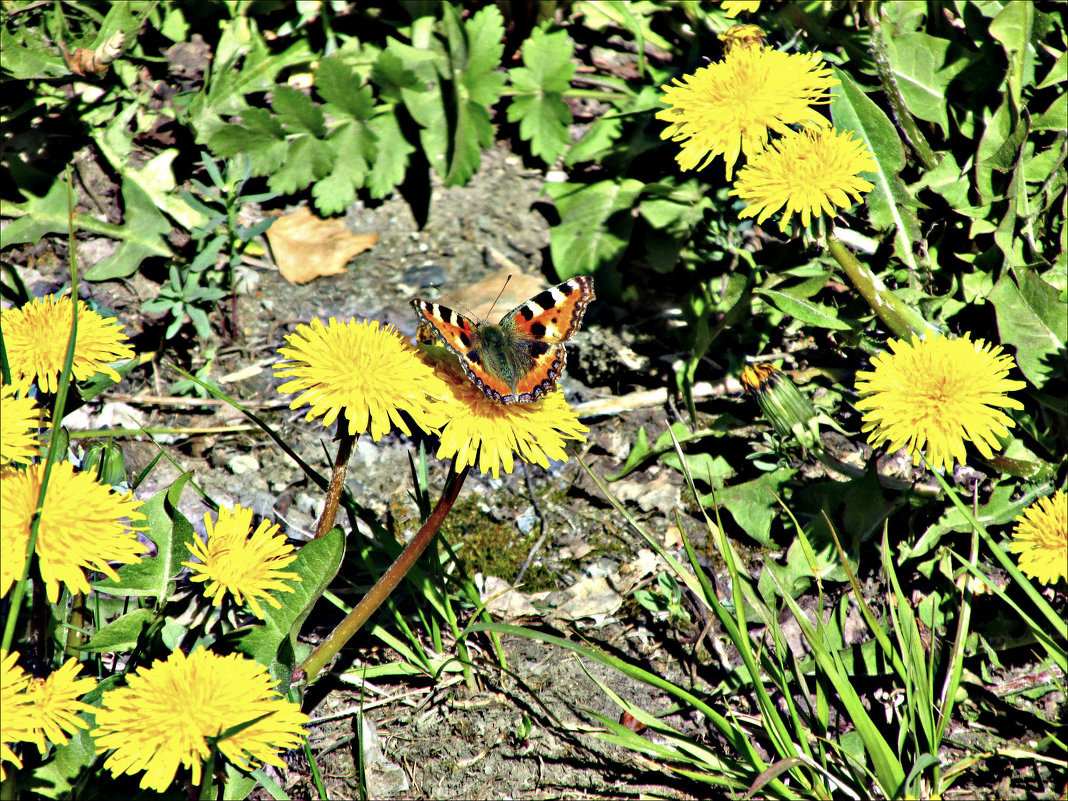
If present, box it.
[445,267,545,320]
[267,207,378,284]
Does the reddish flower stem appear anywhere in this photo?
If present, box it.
[295,463,470,686]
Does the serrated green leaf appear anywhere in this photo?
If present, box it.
[187,21,314,132]
[83,177,174,280]
[830,68,920,272]
[207,107,287,175]
[459,5,505,102]
[316,54,375,120]
[755,288,853,330]
[507,28,575,165]
[269,135,335,195]
[368,113,415,198]
[0,167,72,248]
[81,608,155,652]
[511,26,575,94]
[990,270,1066,387]
[94,473,196,598]
[233,527,344,683]
[272,84,326,136]
[547,179,643,276]
[882,33,967,137]
[311,121,376,215]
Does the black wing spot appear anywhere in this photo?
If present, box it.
[529,322,547,339]
[531,290,556,309]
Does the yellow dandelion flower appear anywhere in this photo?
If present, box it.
[0,295,134,394]
[21,657,96,753]
[274,318,449,441]
[855,332,1027,472]
[1,651,34,781]
[730,127,877,232]
[183,505,301,619]
[0,385,47,466]
[0,462,147,602]
[94,648,309,793]
[720,24,767,52]
[1008,490,1067,585]
[657,46,837,179]
[722,0,761,18]
[423,354,588,480]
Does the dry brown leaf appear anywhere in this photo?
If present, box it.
[267,208,378,284]
[444,267,544,320]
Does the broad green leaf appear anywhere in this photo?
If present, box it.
[80,608,155,652]
[94,473,196,598]
[546,179,643,277]
[755,288,854,330]
[830,68,920,272]
[233,527,344,686]
[882,33,967,137]
[975,101,1014,205]
[83,177,174,280]
[0,27,69,79]
[911,151,971,209]
[31,727,97,797]
[700,469,796,546]
[1032,93,1067,132]
[989,0,1036,108]
[990,270,1066,387]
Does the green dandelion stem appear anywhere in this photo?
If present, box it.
[296,462,471,686]
[827,235,934,338]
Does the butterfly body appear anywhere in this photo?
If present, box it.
[411,275,595,404]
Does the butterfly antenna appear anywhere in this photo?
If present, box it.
[483,274,512,319]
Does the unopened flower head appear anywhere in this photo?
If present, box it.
[274,318,449,441]
[855,332,1026,472]
[0,385,47,466]
[0,295,134,394]
[1008,490,1066,585]
[0,461,147,602]
[94,648,309,793]
[730,127,877,233]
[420,351,588,480]
[741,362,820,450]
[184,505,301,619]
[658,46,837,179]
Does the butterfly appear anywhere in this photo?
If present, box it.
[410,275,595,404]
